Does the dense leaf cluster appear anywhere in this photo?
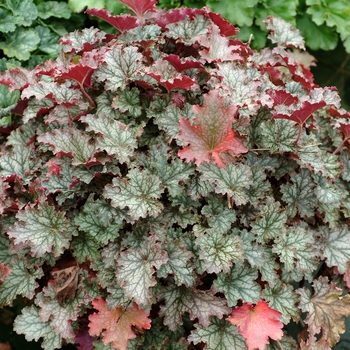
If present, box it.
[1,0,350,349]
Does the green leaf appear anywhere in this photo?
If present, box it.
[188,317,247,350]
[297,144,342,179]
[6,0,38,26]
[37,1,71,19]
[81,113,137,163]
[158,284,231,331]
[36,25,61,56]
[306,0,350,38]
[207,0,257,26]
[195,230,244,274]
[272,226,319,275]
[36,283,91,339]
[280,169,317,218]
[262,281,300,324]
[199,163,253,206]
[259,247,280,286]
[152,103,195,141]
[317,225,350,274]
[214,262,261,307]
[7,202,74,257]
[157,240,195,287]
[201,196,237,234]
[74,195,124,245]
[0,84,20,117]
[0,8,23,33]
[112,87,142,117]
[95,45,144,91]
[104,168,164,220]
[0,27,40,61]
[257,0,298,27]
[69,0,105,12]
[0,258,43,306]
[260,119,299,152]
[38,128,96,165]
[154,157,194,197]
[117,236,168,306]
[71,233,101,263]
[239,229,265,269]
[244,164,272,202]
[297,14,339,51]
[14,306,62,350]
[0,145,41,184]
[251,198,287,243]
[314,173,346,205]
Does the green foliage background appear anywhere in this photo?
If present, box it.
[1,0,350,349]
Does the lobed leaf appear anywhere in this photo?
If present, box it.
[158,284,231,331]
[14,306,62,350]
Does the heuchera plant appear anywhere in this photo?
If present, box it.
[1,0,350,349]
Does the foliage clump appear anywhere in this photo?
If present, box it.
[1,0,350,349]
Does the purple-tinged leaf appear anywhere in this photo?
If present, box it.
[119,0,157,20]
[86,9,138,33]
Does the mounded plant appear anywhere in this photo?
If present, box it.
[1,0,350,349]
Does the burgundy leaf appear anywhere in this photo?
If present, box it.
[147,73,196,92]
[119,0,157,20]
[268,90,299,107]
[85,9,138,33]
[208,12,239,37]
[163,54,204,73]
[55,64,94,88]
[273,100,326,126]
[155,7,206,27]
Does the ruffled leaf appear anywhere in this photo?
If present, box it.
[178,89,247,168]
[103,168,164,220]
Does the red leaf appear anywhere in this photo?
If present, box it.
[119,0,157,20]
[88,298,151,350]
[148,72,196,92]
[227,300,283,350]
[155,7,206,27]
[177,89,248,168]
[163,54,204,73]
[268,90,299,106]
[55,64,94,88]
[85,9,138,33]
[208,12,239,37]
[273,100,326,126]
[0,263,10,283]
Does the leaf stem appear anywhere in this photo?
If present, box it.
[276,339,284,350]
[333,137,350,154]
[79,82,96,109]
